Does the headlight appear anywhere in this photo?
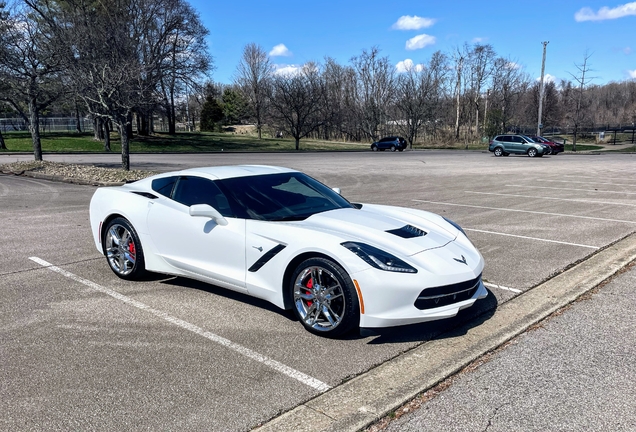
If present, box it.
[341,242,417,273]
[443,216,466,236]
[534,144,542,149]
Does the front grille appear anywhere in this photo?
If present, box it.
[414,274,481,310]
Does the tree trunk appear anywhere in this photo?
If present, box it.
[295,137,299,150]
[103,121,111,151]
[28,98,43,161]
[168,92,176,134]
[0,129,6,150]
[119,112,132,170]
[75,101,82,133]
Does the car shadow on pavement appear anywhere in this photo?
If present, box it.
[361,289,498,344]
[160,276,298,320]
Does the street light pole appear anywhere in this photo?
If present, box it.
[537,41,549,136]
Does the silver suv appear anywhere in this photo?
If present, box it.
[488,135,550,157]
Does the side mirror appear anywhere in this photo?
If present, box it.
[189,204,228,226]
[332,187,341,195]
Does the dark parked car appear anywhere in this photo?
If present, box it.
[371,136,407,152]
[488,134,550,157]
[528,135,565,155]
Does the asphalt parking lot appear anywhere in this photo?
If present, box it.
[2,150,635,431]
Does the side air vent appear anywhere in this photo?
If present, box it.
[386,225,426,239]
[132,191,158,199]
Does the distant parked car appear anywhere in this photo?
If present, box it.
[488,134,550,157]
[371,136,408,152]
[528,135,565,155]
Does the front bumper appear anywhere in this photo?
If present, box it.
[353,244,487,328]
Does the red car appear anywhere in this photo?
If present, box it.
[528,136,565,155]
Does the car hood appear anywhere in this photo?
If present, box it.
[291,206,457,256]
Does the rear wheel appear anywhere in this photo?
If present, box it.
[371,144,378,151]
[103,217,146,280]
[290,257,359,337]
[494,147,504,157]
[527,148,538,157]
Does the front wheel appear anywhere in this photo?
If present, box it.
[527,148,538,157]
[390,145,396,152]
[290,257,359,337]
[103,217,146,280]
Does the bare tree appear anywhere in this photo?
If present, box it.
[568,51,594,151]
[268,63,327,150]
[234,43,273,139]
[157,1,212,135]
[351,47,395,140]
[466,44,496,138]
[0,1,65,160]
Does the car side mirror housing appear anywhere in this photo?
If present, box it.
[332,187,341,195]
[189,204,228,226]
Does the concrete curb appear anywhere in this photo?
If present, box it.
[256,233,636,432]
[0,169,125,186]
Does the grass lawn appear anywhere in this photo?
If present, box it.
[0,131,368,153]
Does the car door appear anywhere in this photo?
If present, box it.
[146,176,247,292]
[509,136,526,153]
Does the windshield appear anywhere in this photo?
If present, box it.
[218,172,353,221]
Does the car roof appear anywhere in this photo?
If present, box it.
[168,165,298,180]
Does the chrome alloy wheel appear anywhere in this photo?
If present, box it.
[293,266,346,332]
[105,223,137,276]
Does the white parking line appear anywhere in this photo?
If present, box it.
[483,282,522,294]
[464,228,599,249]
[506,184,636,195]
[29,256,331,393]
[412,199,636,224]
[465,191,636,208]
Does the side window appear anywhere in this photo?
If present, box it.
[498,135,510,142]
[172,176,233,217]
[380,137,391,142]
[151,176,177,197]
[511,136,523,143]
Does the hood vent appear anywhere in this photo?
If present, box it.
[386,225,426,239]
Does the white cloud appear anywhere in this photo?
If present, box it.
[505,62,521,70]
[536,73,557,84]
[392,15,436,30]
[396,59,425,73]
[405,34,436,50]
[269,44,291,57]
[472,37,489,43]
[274,64,301,76]
[625,46,633,54]
[629,69,636,78]
[575,2,636,21]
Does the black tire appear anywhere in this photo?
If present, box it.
[371,144,378,152]
[398,148,404,152]
[503,152,510,156]
[102,217,146,280]
[493,147,504,157]
[390,145,396,152]
[527,148,538,157]
[290,257,359,337]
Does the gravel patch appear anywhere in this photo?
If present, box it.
[0,161,156,184]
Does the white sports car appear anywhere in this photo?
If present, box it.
[89,165,487,337]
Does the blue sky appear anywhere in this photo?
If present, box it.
[187,0,636,85]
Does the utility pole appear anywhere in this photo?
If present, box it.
[537,41,549,136]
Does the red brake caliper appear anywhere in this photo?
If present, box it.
[128,241,136,256]
[305,277,313,307]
